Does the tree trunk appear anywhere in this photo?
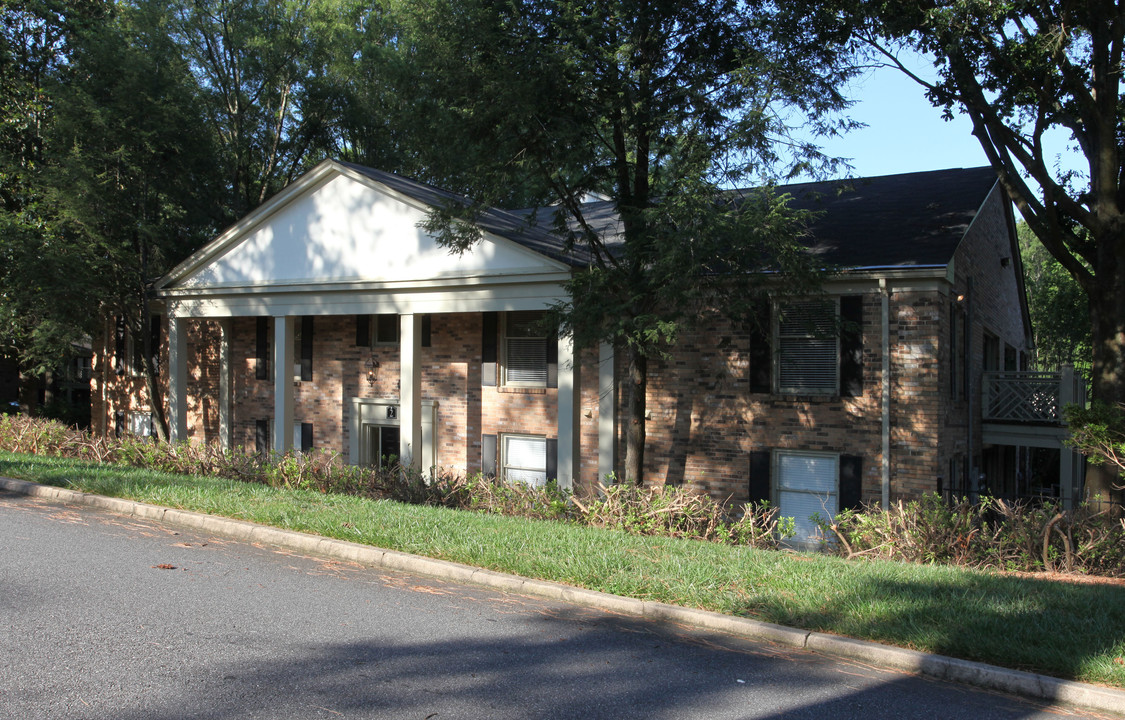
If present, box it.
[134,308,169,444]
[623,346,647,485]
[1085,272,1125,506]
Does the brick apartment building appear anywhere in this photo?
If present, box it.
[92,160,1036,542]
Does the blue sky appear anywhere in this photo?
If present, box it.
[804,59,1086,183]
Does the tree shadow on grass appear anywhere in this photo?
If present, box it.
[735,567,1125,687]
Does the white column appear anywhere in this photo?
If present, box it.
[167,315,188,443]
[273,316,294,455]
[557,334,579,490]
[218,318,232,451]
[597,341,616,486]
[399,313,423,470]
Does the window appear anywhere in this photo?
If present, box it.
[293,317,312,382]
[776,451,839,544]
[502,311,549,387]
[129,411,153,439]
[292,422,314,452]
[73,357,92,381]
[777,300,838,394]
[375,314,398,345]
[255,318,271,380]
[502,434,548,486]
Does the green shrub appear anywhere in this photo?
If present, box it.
[825,493,1125,577]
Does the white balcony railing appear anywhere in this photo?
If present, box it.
[981,367,1084,425]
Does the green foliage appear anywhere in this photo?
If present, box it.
[1018,222,1090,374]
[1065,401,1125,478]
[572,482,794,549]
[825,493,1125,576]
[0,413,791,549]
[160,0,373,218]
[389,0,856,481]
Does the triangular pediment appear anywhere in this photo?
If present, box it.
[162,162,567,292]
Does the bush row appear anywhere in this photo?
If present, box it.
[0,414,791,549]
[5,414,1122,574]
[824,493,1125,577]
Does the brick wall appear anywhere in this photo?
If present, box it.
[93,191,1026,503]
[96,312,602,489]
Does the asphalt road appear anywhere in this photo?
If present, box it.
[0,490,1108,719]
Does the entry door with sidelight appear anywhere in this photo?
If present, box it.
[365,424,401,468]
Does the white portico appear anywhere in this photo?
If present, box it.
[155,160,600,488]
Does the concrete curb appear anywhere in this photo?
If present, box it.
[4,476,1123,717]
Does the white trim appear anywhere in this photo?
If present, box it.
[167,317,188,443]
[219,319,232,451]
[774,449,840,545]
[165,283,571,319]
[557,334,577,491]
[399,313,423,470]
[501,433,549,487]
[272,316,295,455]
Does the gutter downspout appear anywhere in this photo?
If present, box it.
[881,278,891,510]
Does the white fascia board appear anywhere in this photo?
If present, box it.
[157,269,573,297]
[167,281,572,319]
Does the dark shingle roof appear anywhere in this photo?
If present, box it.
[343,162,999,271]
[776,166,1000,268]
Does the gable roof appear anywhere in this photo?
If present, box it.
[779,166,1000,269]
[157,160,583,293]
[160,162,1000,295]
[505,166,999,270]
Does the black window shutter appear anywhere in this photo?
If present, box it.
[481,312,498,387]
[748,450,771,504]
[301,422,314,452]
[355,314,370,347]
[748,302,771,394]
[421,314,432,348]
[149,314,162,374]
[114,316,126,376]
[255,419,270,456]
[482,434,498,477]
[300,316,313,381]
[839,454,863,511]
[545,437,558,482]
[546,334,558,389]
[840,295,864,397]
[114,410,125,438]
[255,318,270,380]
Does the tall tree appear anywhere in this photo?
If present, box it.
[0,0,108,373]
[42,2,221,439]
[162,0,367,220]
[390,0,855,482]
[828,0,1125,501]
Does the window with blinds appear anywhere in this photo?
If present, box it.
[503,311,548,386]
[777,299,838,394]
[777,451,838,544]
[502,434,547,486]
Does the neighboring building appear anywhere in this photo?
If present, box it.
[92,160,1067,542]
[2,346,92,426]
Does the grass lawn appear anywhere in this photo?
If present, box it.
[3,449,1124,689]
